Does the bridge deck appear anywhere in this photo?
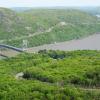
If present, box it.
[0,44,23,52]
[0,44,23,58]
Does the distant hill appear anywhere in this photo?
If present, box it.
[75,7,100,15]
[0,7,100,48]
[11,7,33,12]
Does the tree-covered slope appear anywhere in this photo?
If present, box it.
[0,8,100,47]
[0,7,28,40]
[0,50,100,99]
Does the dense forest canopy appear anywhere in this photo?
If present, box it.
[0,50,100,99]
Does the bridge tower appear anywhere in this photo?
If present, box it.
[0,47,1,54]
[22,40,28,51]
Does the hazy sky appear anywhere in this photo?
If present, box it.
[0,0,100,7]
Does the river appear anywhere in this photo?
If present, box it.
[27,33,100,52]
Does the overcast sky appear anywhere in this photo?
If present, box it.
[0,0,100,7]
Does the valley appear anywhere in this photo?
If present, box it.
[0,33,100,58]
[0,7,100,100]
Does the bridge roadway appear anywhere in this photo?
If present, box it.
[0,44,23,58]
[0,44,23,52]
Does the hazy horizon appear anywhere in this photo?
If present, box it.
[0,0,100,8]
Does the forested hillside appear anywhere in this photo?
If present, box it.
[0,50,100,99]
[0,7,100,47]
[0,8,27,40]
